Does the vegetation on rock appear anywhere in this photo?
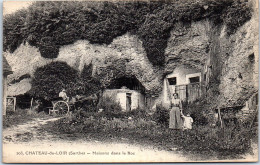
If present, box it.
[4,0,252,65]
[81,63,101,95]
[30,61,79,100]
[30,61,102,101]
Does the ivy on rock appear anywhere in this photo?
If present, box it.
[30,61,102,101]
[30,61,79,100]
[4,0,252,65]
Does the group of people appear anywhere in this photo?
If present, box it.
[169,93,193,130]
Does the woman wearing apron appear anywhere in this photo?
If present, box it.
[169,93,183,129]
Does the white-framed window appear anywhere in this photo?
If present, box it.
[189,76,200,83]
[166,73,178,85]
[186,73,201,84]
[168,77,177,85]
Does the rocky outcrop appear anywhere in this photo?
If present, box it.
[163,2,259,109]
[5,3,258,109]
[5,44,51,96]
[57,33,163,94]
[5,33,163,95]
[165,20,212,73]
[217,8,258,108]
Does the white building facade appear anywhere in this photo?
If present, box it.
[162,65,203,108]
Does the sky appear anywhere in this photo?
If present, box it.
[3,1,32,15]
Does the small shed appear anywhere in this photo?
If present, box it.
[3,56,13,115]
[103,88,145,111]
[102,77,146,111]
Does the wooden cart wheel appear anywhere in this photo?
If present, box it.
[53,101,69,115]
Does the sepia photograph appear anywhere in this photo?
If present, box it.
[2,0,259,163]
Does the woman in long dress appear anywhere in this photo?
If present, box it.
[169,93,183,129]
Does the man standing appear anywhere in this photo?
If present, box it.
[59,89,69,102]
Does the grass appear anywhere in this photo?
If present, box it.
[3,108,50,128]
[39,109,257,160]
[4,104,257,160]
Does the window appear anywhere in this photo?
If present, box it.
[189,76,200,83]
[248,53,255,63]
[168,77,177,85]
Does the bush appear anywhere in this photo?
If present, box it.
[190,109,208,126]
[3,9,28,53]
[30,61,79,101]
[54,110,156,134]
[101,117,156,131]
[153,104,169,126]
[55,117,86,134]
[50,108,254,158]
[125,107,149,119]
[183,99,209,126]
[97,96,122,119]
[80,64,102,96]
[168,123,253,158]
[73,108,91,119]
[75,103,97,113]
[211,126,252,155]
[15,93,32,109]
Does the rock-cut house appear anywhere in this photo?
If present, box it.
[102,76,146,111]
[162,65,204,108]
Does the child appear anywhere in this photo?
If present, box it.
[181,113,193,130]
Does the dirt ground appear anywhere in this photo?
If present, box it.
[2,117,258,163]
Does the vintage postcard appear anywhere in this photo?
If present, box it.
[2,0,259,163]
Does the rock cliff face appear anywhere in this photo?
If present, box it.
[5,6,258,108]
[165,20,212,73]
[5,33,163,95]
[57,33,163,94]
[217,7,258,108]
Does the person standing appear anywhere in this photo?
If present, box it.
[169,93,183,129]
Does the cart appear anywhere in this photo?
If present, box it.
[49,100,71,115]
[48,93,99,115]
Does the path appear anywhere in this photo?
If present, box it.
[2,117,190,163]
[3,117,62,143]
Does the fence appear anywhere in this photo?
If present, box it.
[175,82,206,103]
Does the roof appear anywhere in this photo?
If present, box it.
[7,78,31,96]
[3,56,13,75]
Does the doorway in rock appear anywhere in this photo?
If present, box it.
[126,93,132,111]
